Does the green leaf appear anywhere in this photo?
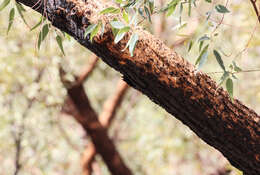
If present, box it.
[84,24,97,38]
[213,50,226,71]
[165,0,180,16]
[226,78,233,98]
[197,49,208,70]
[56,35,65,55]
[138,8,145,18]
[110,21,125,29]
[65,32,71,41]
[172,22,187,30]
[15,2,28,26]
[123,0,136,8]
[148,0,154,14]
[198,35,210,42]
[215,4,230,13]
[206,11,212,20]
[188,40,193,52]
[0,0,10,11]
[195,44,209,67]
[38,24,49,49]
[124,33,139,57]
[219,71,229,86]
[122,10,129,23]
[114,26,130,44]
[100,7,120,14]
[205,0,212,3]
[90,23,101,42]
[7,8,15,34]
[129,12,138,26]
[188,0,191,16]
[31,17,46,31]
[144,6,151,23]
[166,4,177,16]
[115,0,123,3]
[199,41,204,52]
[232,61,242,72]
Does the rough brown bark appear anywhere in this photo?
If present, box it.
[16,0,260,174]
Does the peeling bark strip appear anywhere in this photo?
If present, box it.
[16,0,260,174]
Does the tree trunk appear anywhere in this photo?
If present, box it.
[16,0,260,174]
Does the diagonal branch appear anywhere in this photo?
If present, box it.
[16,0,260,174]
[64,83,132,175]
[81,79,129,175]
[60,59,131,175]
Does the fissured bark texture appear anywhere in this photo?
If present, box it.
[16,0,260,174]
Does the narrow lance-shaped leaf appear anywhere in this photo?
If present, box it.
[213,50,226,71]
[114,26,130,44]
[144,6,152,23]
[138,8,145,18]
[165,0,181,16]
[122,10,129,23]
[197,49,209,70]
[188,0,191,16]
[84,24,97,38]
[188,40,193,52]
[129,12,138,26]
[198,35,210,42]
[31,16,46,31]
[195,44,209,69]
[128,33,139,57]
[56,35,65,55]
[232,61,242,72]
[38,24,49,49]
[226,78,233,98]
[15,2,28,26]
[199,41,204,52]
[215,4,230,13]
[90,23,101,42]
[124,33,139,57]
[7,8,15,34]
[110,21,125,29]
[0,0,10,11]
[218,71,229,86]
[148,0,154,14]
[100,7,120,14]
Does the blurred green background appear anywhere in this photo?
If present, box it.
[1,0,260,175]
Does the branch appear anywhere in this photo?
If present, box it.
[60,62,132,175]
[16,0,260,174]
[62,58,129,175]
[75,55,99,86]
[64,84,132,175]
[250,0,260,23]
[82,79,129,175]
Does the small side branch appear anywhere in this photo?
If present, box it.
[250,0,260,23]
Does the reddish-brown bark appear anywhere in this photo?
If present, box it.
[81,80,128,175]
[60,57,131,175]
[16,0,260,174]
[64,84,132,175]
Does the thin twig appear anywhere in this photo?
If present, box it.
[250,0,260,23]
